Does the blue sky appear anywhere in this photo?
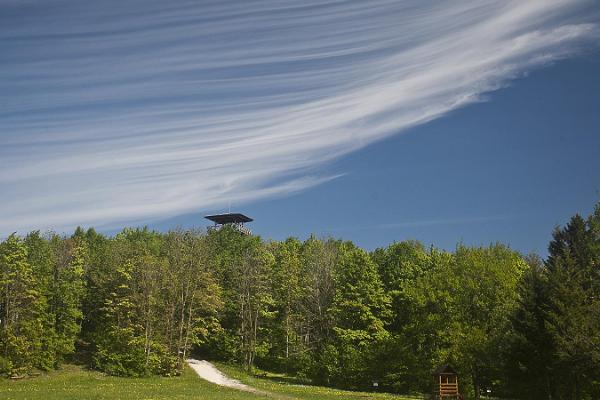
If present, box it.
[1,1,599,255]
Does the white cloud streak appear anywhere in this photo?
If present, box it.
[0,0,597,234]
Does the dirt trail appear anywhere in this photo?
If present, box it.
[187,359,300,399]
[186,359,258,392]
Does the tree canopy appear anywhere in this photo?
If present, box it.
[1,203,599,400]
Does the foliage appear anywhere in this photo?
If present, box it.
[327,242,391,388]
[505,207,600,399]
[0,234,46,375]
[1,202,599,400]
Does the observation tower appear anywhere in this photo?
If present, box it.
[205,212,253,235]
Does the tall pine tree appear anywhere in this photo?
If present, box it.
[544,211,600,399]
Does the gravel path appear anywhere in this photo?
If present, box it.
[186,359,257,393]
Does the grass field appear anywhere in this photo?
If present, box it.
[0,364,419,400]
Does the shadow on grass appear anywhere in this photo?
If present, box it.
[255,373,308,385]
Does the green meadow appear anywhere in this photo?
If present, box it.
[0,364,417,400]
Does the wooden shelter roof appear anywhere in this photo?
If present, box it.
[434,364,458,375]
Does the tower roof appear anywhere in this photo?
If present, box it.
[205,213,253,225]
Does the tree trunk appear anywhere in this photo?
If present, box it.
[285,312,290,359]
[545,373,553,400]
[473,371,480,400]
[182,291,195,362]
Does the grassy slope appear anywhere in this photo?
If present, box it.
[0,365,256,400]
[0,364,418,400]
[217,363,420,400]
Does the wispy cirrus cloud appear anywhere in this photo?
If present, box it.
[0,0,597,234]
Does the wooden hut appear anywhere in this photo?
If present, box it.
[433,364,461,400]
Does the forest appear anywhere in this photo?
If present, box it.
[0,203,598,400]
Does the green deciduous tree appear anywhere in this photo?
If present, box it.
[268,238,304,369]
[327,242,391,388]
[0,234,46,375]
[162,230,222,369]
[51,237,87,364]
[298,236,338,383]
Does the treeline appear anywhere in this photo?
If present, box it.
[1,204,599,400]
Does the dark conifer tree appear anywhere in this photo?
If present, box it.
[544,211,600,399]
